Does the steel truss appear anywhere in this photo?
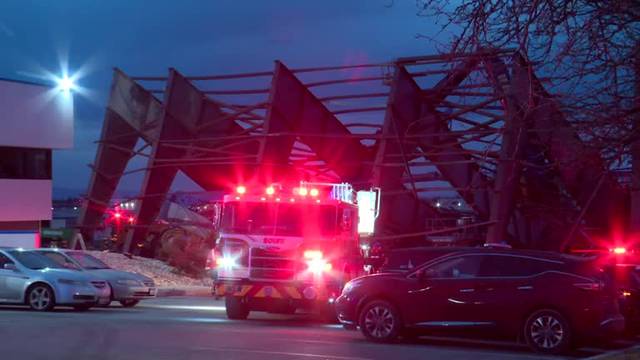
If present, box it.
[78,49,629,252]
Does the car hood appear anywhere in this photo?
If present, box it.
[360,272,408,281]
[84,269,151,282]
[347,272,406,287]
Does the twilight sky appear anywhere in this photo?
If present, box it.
[0,1,446,198]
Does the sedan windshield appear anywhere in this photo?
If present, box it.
[9,251,65,270]
[67,252,110,270]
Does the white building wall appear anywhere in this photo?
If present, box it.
[0,79,73,149]
[0,179,52,221]
[0,233,39,248]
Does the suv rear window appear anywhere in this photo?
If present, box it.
[380,250,451,273]
[478,255,558,277]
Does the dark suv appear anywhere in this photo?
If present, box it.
[335,247,624,354]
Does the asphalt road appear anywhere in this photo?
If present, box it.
[0,296,636,360]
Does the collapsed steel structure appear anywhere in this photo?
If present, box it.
[78,49,629,253]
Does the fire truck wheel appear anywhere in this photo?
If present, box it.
[225,296,249,320]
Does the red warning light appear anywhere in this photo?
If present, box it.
[114,212,122,219]
[310,188,319,197]
[128,216,135,224]
[266,186,275,195]
[611,247,627,255]
[298,188,308,196]
[236,186,246,194]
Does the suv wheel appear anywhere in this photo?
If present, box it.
[359,300,401,342]
[524,309,571,354]
[225,296,249,320]
[27,284,55,311]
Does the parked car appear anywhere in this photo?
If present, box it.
[0,247,110,311]
[335,247,625,354]
[569,247,640,332]
[34,249,156,308]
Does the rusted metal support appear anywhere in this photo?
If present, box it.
[124,69,258,252]
[483,56,527,245]
[372,63,441,238]
[78,69,164,242]
[260,61,370,183]
[415,57,492,218]
[630,45,640,233]
[514,53,628,243]
[122,69,188,253]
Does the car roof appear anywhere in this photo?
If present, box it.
[387,246,579,262]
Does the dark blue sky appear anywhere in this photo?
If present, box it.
[0,1,443,197]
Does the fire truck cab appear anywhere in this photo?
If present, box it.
[210,182,378,320]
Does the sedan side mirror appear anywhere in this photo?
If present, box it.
[3,263,17,271]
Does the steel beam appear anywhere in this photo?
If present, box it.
[417,58,491,218]
[631,48,640,233]
[260,61,370,183]
[512,54,628,244]
[124,69,260,251]
[373,64,438,237]
[78,69,163,240]
[483,56,527,245]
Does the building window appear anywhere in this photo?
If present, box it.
[0,146,51,180]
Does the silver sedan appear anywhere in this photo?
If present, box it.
[0,248,110,311]
[36,249,156,308]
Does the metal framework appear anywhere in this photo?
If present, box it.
[78,49,630,252]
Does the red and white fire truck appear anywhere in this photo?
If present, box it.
[209,182,379,320]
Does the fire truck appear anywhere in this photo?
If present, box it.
[209,182,379,320]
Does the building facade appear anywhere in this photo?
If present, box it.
[0,77,74,247]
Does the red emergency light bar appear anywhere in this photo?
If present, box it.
[611,247,627,255]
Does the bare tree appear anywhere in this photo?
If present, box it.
[417,0,640,167]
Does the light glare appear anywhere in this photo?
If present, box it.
[611,247,627,255]
[57,76,75,92]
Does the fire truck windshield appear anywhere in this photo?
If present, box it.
[221,202,338,237]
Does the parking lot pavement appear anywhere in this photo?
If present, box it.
[0,296,637,360]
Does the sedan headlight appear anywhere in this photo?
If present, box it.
[58,279,87,286]
[116,279,142,286]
